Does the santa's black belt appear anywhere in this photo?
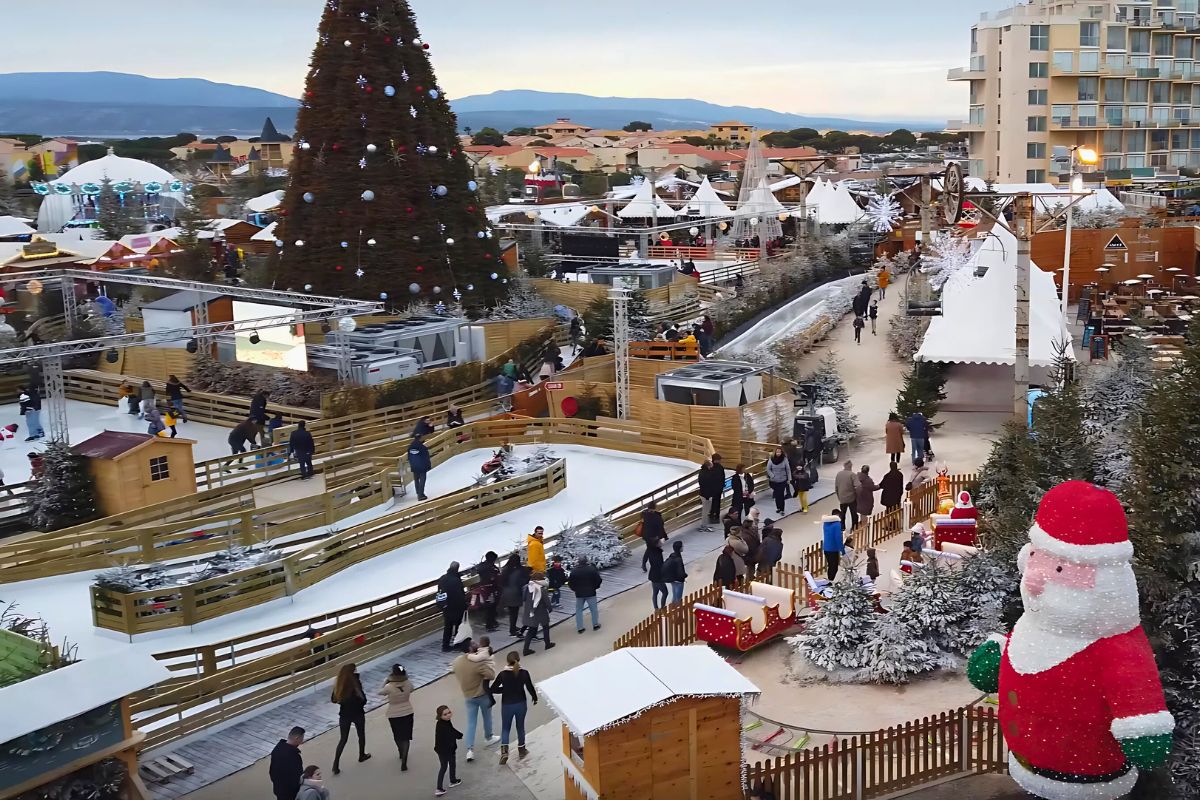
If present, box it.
[1021,756,1132,784]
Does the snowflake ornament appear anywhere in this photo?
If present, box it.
[320,33,330,45]
[434,301,447,315]
[453,288,462,302]
[865,192,904,233]
[409,106,418,118]
[360,113,368,128]
[356,74,368,88]
[358,158,367,169]
[401,69,410,81]
[922,235,975,290]
[358,10,368,20]
[355,268,365,278]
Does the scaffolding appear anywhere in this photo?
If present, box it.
[609,287,630,420]
[730,135,784,244]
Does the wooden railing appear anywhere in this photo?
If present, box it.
[743,705,1007,799]
[627,340,700,360]
[91,461,567,635]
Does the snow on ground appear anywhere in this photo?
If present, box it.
[0,444,694,659]
[0,400,236,482]
[718,274,863,357]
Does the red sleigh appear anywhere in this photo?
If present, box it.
[694,582,796,651]
[931,490,980,555]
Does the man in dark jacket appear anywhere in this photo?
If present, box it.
[407,435,432,501]
[662,540,688,604]
[250,390,270,424]
[567,556,603,633]
[269,726,305,800]
[413,416,435,438]
[905,412,929,465]
[758,525,784,579]
[228,418,261,463]
[639,500,667,570]
[438,562,467,652]
[475,551,501,632]
[18,385,44,441]
[697,455,725,531]
[288,420,316,479]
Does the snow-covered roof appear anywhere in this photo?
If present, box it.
[54,153,176,187]
[251,220,278,241]
[206,218,254,233]
[538,646,760,737]
[684,176,733,218]
[119,229,181,251]
[0,215,35,237]
[0,652,171,743]
[916,225,1073,367]
[245,189,285,214]
[485,203,595,227]
[798,179,864,225]
[617,180,677,219]
[35,233,123,261]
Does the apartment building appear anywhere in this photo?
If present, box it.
[950,0,1200,182]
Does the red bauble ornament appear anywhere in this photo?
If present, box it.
[416,265,424,273]
[406,207,414,214]
[415,85,424,92]
[331,142,342,152]
[365,85,373,93]
[467,205,475,212]
[305,90,314,98]
[384,36,392,44]
[422,43,430,50]
[278,210,288,217]
[484,254,493,260]
[398,145,407,151]
[335,265,343,271]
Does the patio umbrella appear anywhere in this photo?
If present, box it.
[1165,266,1183,273]
[1122,279,1143,285]
[1137,273,1155,279]
[1095,266,1111,272]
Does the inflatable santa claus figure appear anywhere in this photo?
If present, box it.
[967,480,1173,800]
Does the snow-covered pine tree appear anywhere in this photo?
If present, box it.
[792,570,877,670]
[885,558,970,657]
[863,612,942,684]
[1082,337,1153,493]
[803,351,859,443]
[485,275,553,321]
[550,513,630,569]
[945,552,1009,653]
[29,441,100,532]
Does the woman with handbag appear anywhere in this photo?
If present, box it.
[473,551,501,632]
[331,663,371,775]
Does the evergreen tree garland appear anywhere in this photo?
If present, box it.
[29,442,100,532]
[276,0,505,307]
[802,351,859,443]
[550,513,630,569]
[792,570,877,670]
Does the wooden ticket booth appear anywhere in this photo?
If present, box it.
[539,646,760,800]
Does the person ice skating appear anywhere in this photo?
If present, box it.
[118,381,138,415]
[568,556,602,632]
[489,651,538,765]
[228,417,260,462]
[162,407,179,438]
[713,545,738,589]
[17,386,43,441]
[646,537,668,609]
[885,413,905,464]
[521,571,554,654]
[266,412,285,442]
[499,554,529,637]
[662,540,688,604]
[856,465,878,518]
[295,766,329,800]
[165,375,190,421]
[835,461,860,530]
[821,511,844,580]
[452,642,499,761]
[437,562,467,652]
[525,526,546,574]
[966,481,1175,800]
[413,415,435,438]
[905,411,929,464]
[145,405,167,437]
[640,500,666,571]
[766,447,791,516]
[433,706,463,796]
[138,380,155,418]
[853,314,865,344]
[546,557,566,609]
[269,727,304,800]
[880,461,905,514]
[475,551,501,632]
[407,434,431,501]
[330,663,371,775]
[868,301,879,335]
[289,420,316,479]
[381,664,414,770]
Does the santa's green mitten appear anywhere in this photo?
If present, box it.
[1120,734,1172,770]
[967,636,1002,693]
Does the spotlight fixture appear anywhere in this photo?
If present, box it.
[249,331,261,345]
[185,339,198,354]
[104,349,119,363]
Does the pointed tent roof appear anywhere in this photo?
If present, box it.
[684,176,733,218]
[617,180,677,219]
[248,147,261,162]
[259,117,287,143]
[798,179,865,225]
[208,145,233,164]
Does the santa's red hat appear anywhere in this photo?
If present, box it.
[1030,480,1133,565]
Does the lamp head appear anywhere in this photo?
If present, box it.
[1076,146,1099,165]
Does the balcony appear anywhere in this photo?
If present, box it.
[947,66,986,81]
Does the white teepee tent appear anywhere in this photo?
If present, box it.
[684,176,733,218]
[618,179,678,219]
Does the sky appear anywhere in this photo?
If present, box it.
[0,0,1000,121]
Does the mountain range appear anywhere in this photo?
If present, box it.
[0,72,941,138]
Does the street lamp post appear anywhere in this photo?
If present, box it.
[1061,145,1099,319]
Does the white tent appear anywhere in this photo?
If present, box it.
[988,183,1126,214]
[35,152,185,232]
[916,225,1073,367]
[798,179,864,225]
[609,175,695,200]
[617,180,677,219]
[0,215,35,237]
[485,202,594,227]
[245,189,285,214]
[684,176,733,217]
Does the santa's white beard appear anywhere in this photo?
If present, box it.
[1018,550,1141,644]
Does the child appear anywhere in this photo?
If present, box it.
[865,547,880,582]
[899,542,918,574]
[852,315,865,344]
[547,558,566,609]
[869,301,879,335]
[163,408,179,439]
[433,705,463,796]
[909,523,927,555]
[792,460,813,513]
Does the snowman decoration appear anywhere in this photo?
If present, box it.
[968,480,1173,800]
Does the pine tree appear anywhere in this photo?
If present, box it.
[582,292,652,341]
[96,178,139,240]
[1082,337,1153,493]
[803,351,859,443]
[792,570,877,670]
[276,0,504,307]
[886,559,970,656]
[29,441,100,532]
[894,362,947,427]
[485,275,552,321]
[864,613,942,684]
[172,191,213,281]
[551,513,630,569]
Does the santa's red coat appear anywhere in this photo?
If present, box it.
[999,626,1168,778]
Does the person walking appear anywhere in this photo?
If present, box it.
[740,465,756,518]
[567,556,602,633]
[646,538,668,610]
[330,663,371,775]
[639,500,666,571]
[525,526,546,574]
[138,380,155,418]
[792,457,813,513]
[165,375,190,422]
[713,545,738,589]
[697,457,722,531]
[885,413,906,465]
[269,727,305,800]
[907,458,933,499]
[905,411,928,465]
[489,651,538,765]
[288,420,316,479]
[451,642,499,761]
[295,766,329,800]
[433,706,463,796]
[877,267,890,299]
[835,461,860,530]
[852,315,865,344]
[407,434,432,501]
[879,461,905,513]
[729,464,749,521]
[499,554,529,637]
[17,386,43,441]
[662,540,688,604]
[856,465,878,520]
[868,301,879,335]
[228,418,260,462]
[381,664,414,770]
[759,524,783,580]
[521,572,554,654]
[821,511,845,580]
[437,562,467,652]
[766,447,791,516]
[475,551,501,632]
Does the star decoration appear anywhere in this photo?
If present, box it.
[355,268,365,278]
[400,69,410,81]
[358,157,367,169]
[371,15,393,34]
[360,113,368,128]
[358,10,369,21]
[389,150,408,166]
[356,74,368,89]
[409,105,418,118]
[326,0,338,9]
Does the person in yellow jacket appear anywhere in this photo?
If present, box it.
[525,526,546,574]
[877,268,891,300]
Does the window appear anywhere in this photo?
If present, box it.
[1130,30,1151,54]
[1052,104,1073,125]
[1104,104,1126,125]
[970,106,986,125]
[1104,130,1124,151]
[1191,130,1200,148]
[1177,37,1194,59]
[971,28,979,53]
[1027,142,1047,158]
[1108,25,1127,50]
[1127,154,1147,168]
[1103,155,1124,171]
[1077,104,1099,125]
[1104,79,1125,101]
[1107,52,1128,70]
[1152,129,1169,149]
[1026,169,1047,181]
[1028,115,1048,131]
[1128,104,1148,123]
[1155,34,1174,56]
[1153,81,1171,103]
[1081,20,1101,47]
[1173,130,1189,149]
[1053,50,1075,72]
[1175,84,1192,103]
[1127,131,1147,151]
[1029,89,1048,104]
[1080,50,1101,71]
[1078,77,1099,100]
[149,456,170,482]
[1029,61,1049,77]
[1030,24,1049,50]
[1128,80,1149,102]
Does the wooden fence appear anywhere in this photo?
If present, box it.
[627,341,700,360]
[91,461,567,635]
[743,705,1007,800]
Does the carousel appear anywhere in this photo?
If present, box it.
[33,150,186,233]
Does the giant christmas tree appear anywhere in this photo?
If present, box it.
[276,0,504,306]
